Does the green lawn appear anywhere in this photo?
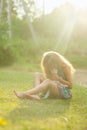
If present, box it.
[0,71,87,130]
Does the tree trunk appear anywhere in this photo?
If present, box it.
[7,0,12,38]
[0,0,3,21]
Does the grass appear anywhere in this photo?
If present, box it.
[0,70,87,130]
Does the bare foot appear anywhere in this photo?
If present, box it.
[27,94,40,100]
[14,90,25,98]
[14,90,40,100]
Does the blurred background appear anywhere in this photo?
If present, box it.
[0,0,87,70]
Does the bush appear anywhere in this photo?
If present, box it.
[0,46,15,66]
[0,23,16,66]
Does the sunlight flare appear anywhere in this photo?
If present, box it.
[55,9,77,54]
[35,0,87,14]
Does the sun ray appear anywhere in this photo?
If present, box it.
[54,11,77,54]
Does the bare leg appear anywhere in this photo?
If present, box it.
[14,72,45,100]
[14,79,60,99]
[34,72,45,86]
[34,72,47,97]
[14,90,40,100]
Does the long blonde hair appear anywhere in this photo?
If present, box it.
[41,51,75,78]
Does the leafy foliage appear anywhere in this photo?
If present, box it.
[0,2,87,68]
[0,23,15,66]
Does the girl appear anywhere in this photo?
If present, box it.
[14,51,75,100]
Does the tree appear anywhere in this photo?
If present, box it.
[7,0,12,38]
[0,0,3,21]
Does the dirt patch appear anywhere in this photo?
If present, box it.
[73,69,87,87]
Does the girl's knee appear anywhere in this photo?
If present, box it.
[34,72,41,78]
[34,72,44,82]
[34,72,40,76]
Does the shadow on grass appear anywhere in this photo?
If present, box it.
[7,99,71,122]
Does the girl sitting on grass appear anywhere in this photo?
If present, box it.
[14,51,75,100]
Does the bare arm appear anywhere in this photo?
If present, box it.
[48,66,72,88]
[50,73,72,88]
[61,65,72,88]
